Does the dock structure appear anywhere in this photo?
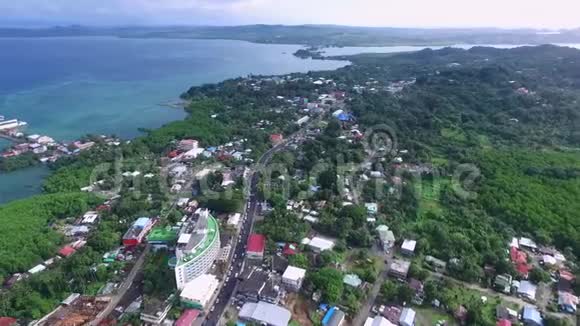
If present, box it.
[0,117,28,144]
[0,133,26,144]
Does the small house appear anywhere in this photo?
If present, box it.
[388,259,411,279]
[401,239,417,256]
[282,266,307,291]
[517,281,537,302]
[399,308,416,326]
[521,306,542,326]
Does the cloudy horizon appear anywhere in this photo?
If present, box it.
[0,0,579,30]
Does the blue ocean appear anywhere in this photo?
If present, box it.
[0,37,348,203]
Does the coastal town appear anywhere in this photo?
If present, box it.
[2,52,579,326]
[0,115,117,169]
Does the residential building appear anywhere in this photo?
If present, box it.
[558,269,575,292]
[28,264,46,275]
[558,291,578,314]
[175,309,201,326]
[282,243,297,256]
[343,274,363,288]
[140,295,174,325]
[322,307,345,326]
[401,239,417,256]
[3,273,25,289]
[496,305,518,323]
[68,225,89,236]
[424,255,447,272]
[180,274,219,310]
[174,209,221,289]
[282,266,306,291]
[364,316,396,326]
[519,237,538,251]
[399,308,416,326]
[123,217,155,247]
[521,306,542,326]
[541,255,557,267]
[238,301,291,326]
[304,236,335,252]
[59,245,76,258]
[510,247,531,278]
[388,259,411,279]
[237,266,281,304]
[296,116,310,125]
[376,225,395,251]
[517,281,537,302]
[178,139,199,151]
[382,306,402,324]
[409,278,424,304]
[247,234,266,259]
[0,317,17,326]
[494,274,513,294]
[81,211,99,224]
[327,309,345,326]
[227,213,241,226]
[270,134,284,144]
[497,319,512,326]
[365,202,378,215]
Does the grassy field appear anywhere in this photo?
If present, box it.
[415,177,450,216]
[415,307,458,326]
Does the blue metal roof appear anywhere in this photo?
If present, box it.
[322,307,336,325]
[522,306,542,325]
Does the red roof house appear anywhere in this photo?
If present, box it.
[270,134,284,144]
[175,309,201,326]
[0,317,17,326]
[58,245,76,258]
[559,269,576,292]
[96,204,111,212]
[247,234,266,259]
[283,243,297,256]
[510,247,531,278]
[497,319,512,326]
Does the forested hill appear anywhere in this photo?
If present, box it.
[330,45,580,149]
[321,45,580,270]
[2,25,580,46]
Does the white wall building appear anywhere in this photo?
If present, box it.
[282,266,307,291]
[180,274,219,310]
[175,209,221,290]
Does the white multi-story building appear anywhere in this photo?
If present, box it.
[282,266,307,291]
[175,209,221,289]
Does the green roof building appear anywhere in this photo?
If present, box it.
[147,227,178,244]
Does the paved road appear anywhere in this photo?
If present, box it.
[351,261,388,326]
[90,245,150,326]
[202,137,299,325]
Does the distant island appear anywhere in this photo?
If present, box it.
[2,24,580,47]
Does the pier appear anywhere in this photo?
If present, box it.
[0,133,26,144]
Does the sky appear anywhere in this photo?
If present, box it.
[0,0,579,29]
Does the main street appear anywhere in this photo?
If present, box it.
[203,124,313,325]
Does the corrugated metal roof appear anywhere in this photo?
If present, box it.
[247,234,266,253]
